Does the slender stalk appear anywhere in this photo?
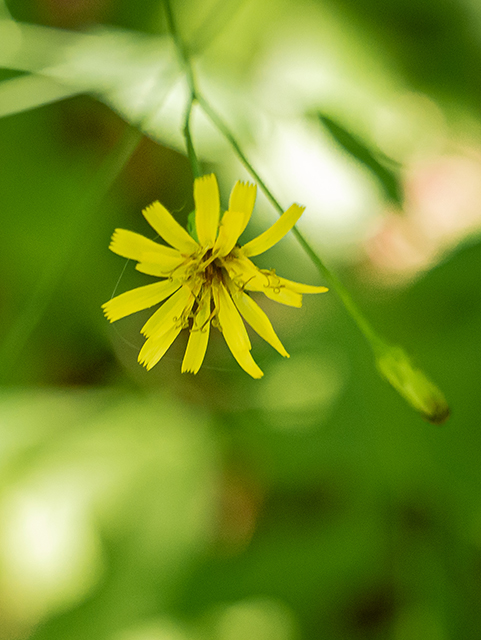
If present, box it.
[198,98,449,422]
[163,0,201,178]
[163,0,197,96]
[183,96,201,178]
[165,11,384,351]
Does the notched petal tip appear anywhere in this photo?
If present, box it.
[101,307,115,323]
[181,365,197,375]
[228,180,257,236]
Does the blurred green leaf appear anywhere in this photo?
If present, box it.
[0,74,81,119]
[0,389,217,637]
[318,112,403,207]
[0,20,181,139]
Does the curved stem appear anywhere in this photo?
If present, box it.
[163,0,197,96]
[183,96,201,178]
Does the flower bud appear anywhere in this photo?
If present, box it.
[376,346,450,424]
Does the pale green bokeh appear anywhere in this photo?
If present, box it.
[0,391,218,630]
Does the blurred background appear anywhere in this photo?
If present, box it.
[1,0,481,638]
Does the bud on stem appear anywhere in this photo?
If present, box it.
[375,344,450,425]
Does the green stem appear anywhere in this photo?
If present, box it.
[163,0,196,95]
[164,1,381,351]
[164,0,379,347]
[183,96,201,178]
[163,0,201,178]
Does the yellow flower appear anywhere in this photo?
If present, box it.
[102,174,328,378]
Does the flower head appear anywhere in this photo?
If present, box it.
[102,174,328,378]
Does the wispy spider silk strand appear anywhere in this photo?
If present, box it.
[163,0,450,423]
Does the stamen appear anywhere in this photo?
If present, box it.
[200,307,217,332]
[239,275,255,292]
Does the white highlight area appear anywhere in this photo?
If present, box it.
[260,120,382,252]
[0,478,102,623]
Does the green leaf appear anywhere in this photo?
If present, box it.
[318,113,404,207]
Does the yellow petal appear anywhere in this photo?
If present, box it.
[194,174,220,247]
[213,283,263,379]
[140,250,185,268]
[136,256,190,278]
[228,346,264,379]
[135,262,173,277]
[141,285,194,339]
[222,254,267,288]
[213,210,246,258]
[132,250,185,277]
[230,287,289,357]
[109,229,181,262]
[241,203,305,257]
[143,201,199,254]
[225,257,304,307]
[138,323,183,371]
[102,280,181,323]
[182,289,211,374]
[258,286,302,308]
[214,282,251,352]
[228,181,257,236]
[277,277,328,294]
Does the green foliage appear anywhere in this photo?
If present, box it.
[318,113,404,206]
